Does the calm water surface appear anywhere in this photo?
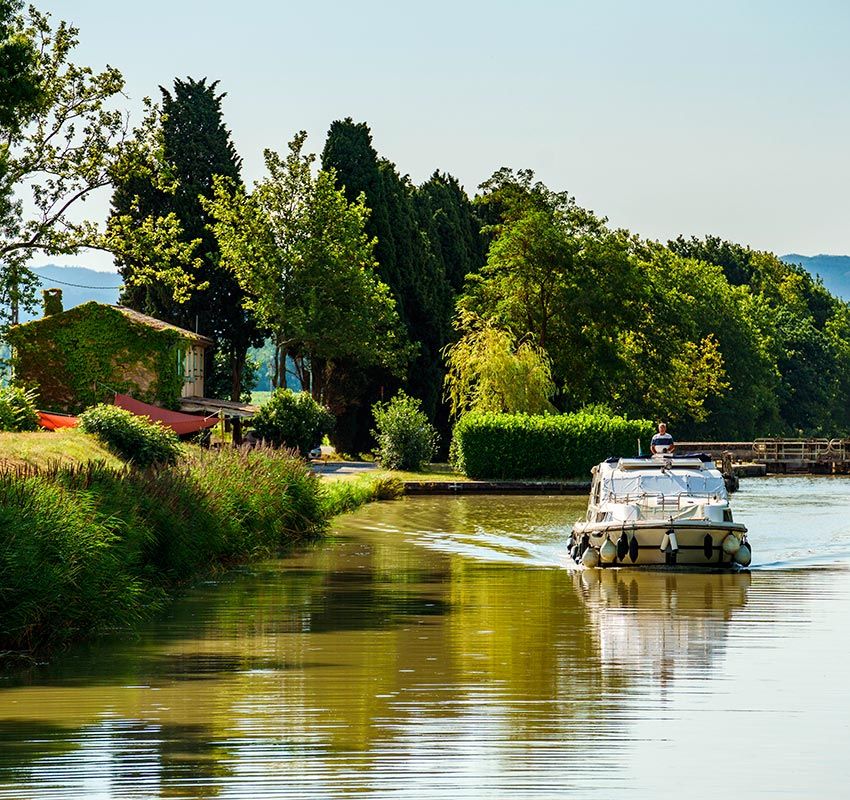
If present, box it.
[2,476,850,799]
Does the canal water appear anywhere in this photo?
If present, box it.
[2,477,850,799]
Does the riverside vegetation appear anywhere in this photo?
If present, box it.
[0,424,402,660]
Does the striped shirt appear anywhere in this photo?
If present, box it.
[651,432,674,451]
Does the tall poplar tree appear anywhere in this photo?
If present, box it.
[111,77,263,400]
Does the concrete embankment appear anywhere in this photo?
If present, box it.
[403,480,590,494]
[313,459,766,496]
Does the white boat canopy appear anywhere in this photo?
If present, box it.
[598,458,727,500]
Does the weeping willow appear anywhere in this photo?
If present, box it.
[443,312,556,419]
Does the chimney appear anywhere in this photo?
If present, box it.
[43,288,63,316]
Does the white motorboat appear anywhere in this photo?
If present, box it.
[568,454,751,569]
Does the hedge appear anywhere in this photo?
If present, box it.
[450,412,654,479]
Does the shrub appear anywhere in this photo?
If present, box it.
[451,411,654,479]
[371,392,438,471]
[0,385,39,432]
[251,389,334,455]
[78,404,180,467]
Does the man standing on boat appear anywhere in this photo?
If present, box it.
[651,422,676,454]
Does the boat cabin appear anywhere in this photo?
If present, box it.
[587,455,729,523]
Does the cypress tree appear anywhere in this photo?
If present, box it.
[321,118,400,303]
[111,77,263,400]
[321,119,486,453]
[415,171,486,294]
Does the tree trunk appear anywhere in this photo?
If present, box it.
[230,346,246,402]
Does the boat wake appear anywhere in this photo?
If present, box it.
[411,525,568,569]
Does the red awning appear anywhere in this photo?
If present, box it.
[114,394,218,435]
[38,411,79,430]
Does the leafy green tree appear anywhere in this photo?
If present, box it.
[0,6,124,326]
[621,244,779,438]
[0,0,41,327]
[769,309,838,434]
[320,119,484,453]
[668,234,850,435]
[321,118,397,289]
[464,169,641,408]
[379,160,453,415]
[619,328,730,429]
[464,178,787,436]
[111,77,263,400]
[0,6,196,328]
[0,1,42,133]
[415,171,485,293]
[206,131,406,403]
[443,312,556,418]
[669,235,757,287]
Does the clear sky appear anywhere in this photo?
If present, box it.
[38,0,850,270]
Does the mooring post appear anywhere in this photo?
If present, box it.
[722,450,739,493]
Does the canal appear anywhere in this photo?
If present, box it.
[2,477,850,798]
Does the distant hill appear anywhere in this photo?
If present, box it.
[781,254,850,301]
[23,265,123,321]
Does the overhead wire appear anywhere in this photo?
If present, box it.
[35,275,123,290]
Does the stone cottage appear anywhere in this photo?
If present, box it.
[6,299,213,413]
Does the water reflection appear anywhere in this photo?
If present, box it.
[574,569,751,681]
[1,485,850,798]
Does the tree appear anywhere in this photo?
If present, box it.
[111,77,263,400]
[319,119,417,453]
[415,171,485,293]
[321,119,485,452]
[464,169,641,408]
[321,118,397,289]
[0,6,123,325]
[443,312,556,418]
[669,234,757,287]
[206,132,406,402]
[619,243,777,438]
[0,0,42,134]
[0,5,196,328]
[668,234,850,435]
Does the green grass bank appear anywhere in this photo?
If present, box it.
[0,428,124,470]
[0,438,399,660]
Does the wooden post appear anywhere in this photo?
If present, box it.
[722,450,739,493]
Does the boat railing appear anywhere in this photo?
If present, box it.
[586,491,724,523]
[604,491,722,509]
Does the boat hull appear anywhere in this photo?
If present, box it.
[569,520,748,568]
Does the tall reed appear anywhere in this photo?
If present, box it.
[0,446,327,656]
